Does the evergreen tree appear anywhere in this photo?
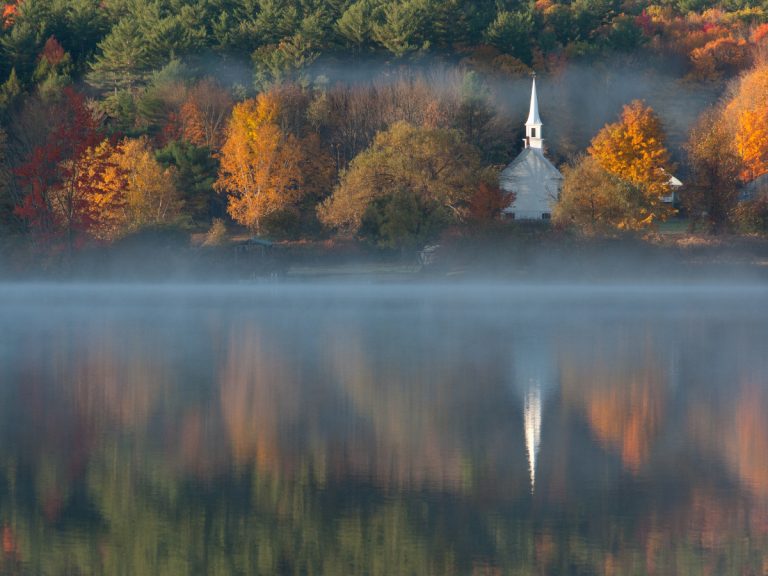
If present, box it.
[0,0,58,80]
[156,140,222,223]
[484,9,534,63]
[372,0,427,57]
[336,0,374,51]
[0,69,23,123]
[88,19,152,90]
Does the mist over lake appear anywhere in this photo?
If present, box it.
[0,281,766,574]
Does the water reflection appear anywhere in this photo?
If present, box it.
[0,283,766,574]
[523,386,541,493]
[561,333,668,473]
[510,329,555,493]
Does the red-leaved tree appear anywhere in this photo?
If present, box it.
[14,87,112,250]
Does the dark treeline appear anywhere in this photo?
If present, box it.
[2,0,767,84]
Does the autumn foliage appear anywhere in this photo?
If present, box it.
[690,36,752,80]
[84,137,182,240]
[13,87,185,247]
[5,0,768,260]
[588,100,674,228]
[554,155,644,234]
[40,36,66,67]
[14,88,115,247]
[644,8,760,80]
[469,182,507,222]
[724,64,768,182]
[1,1,18,29]
[179,79,233,150]
[318,121,481,239]
[684,108,741,233]
[215,92,306,233]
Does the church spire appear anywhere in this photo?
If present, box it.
[524,75,543,149]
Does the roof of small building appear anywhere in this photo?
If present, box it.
[745,172,768,192]
[668,175,683,187]
[240,237,274,247]
[740,172,768,201]
[500,147,563,183]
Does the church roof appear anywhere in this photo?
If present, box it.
[500,147,563,182]
[525,77,542,126]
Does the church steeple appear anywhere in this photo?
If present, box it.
[524,75,543,149]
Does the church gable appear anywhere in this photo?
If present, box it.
[499,77,563,220]
[502,149,563,181]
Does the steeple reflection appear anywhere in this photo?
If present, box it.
[523,385,541,492]
[511,328,557,493]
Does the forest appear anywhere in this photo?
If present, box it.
[1,0,768,271]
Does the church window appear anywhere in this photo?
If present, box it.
[541,212,551,220]
[531,128,536,138]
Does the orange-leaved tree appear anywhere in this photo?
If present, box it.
[724,63,768,182]
[689,36,752,81]
[588,100,674,228]
[78,139,127,242]
[215,92,305,234]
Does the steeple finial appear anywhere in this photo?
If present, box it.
[524,74,543,149]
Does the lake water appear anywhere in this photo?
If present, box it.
[0,282,767,575]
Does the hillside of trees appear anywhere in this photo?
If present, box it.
[1,0,768,272]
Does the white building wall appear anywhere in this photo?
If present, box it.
[500,149,562,220]
[502,177,559,219]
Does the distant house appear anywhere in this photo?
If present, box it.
[661,171,684,205]
[739,173,768,202]
[499,77,563,221]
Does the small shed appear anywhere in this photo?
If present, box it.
[233,237,285,277]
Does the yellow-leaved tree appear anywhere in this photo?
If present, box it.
[84,137,183,240]
[588,100,674,228]
[553,155,645,235]
[116,137,182,232]
[318,121,481,249]
[214,92,305,234]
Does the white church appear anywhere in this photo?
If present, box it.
[500,76,563,220]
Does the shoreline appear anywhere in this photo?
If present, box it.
[1,232,768,283]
